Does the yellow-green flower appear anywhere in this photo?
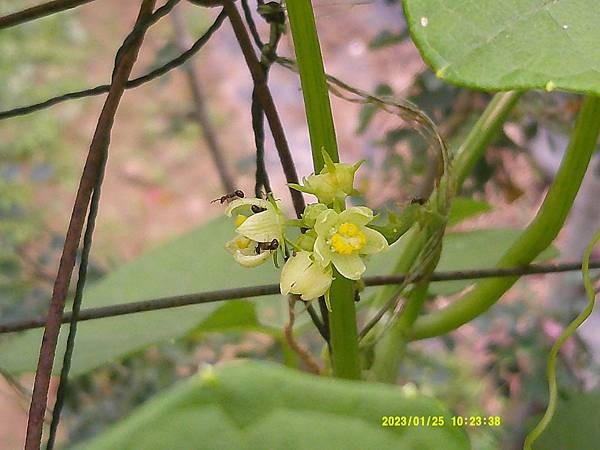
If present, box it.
[224,197,286,267]
[290,152,362,205]
[225,197,285,244]
[280,251,333,301]
[313,206,388,280]
[225,234,271,267]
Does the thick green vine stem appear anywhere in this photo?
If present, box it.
[286,0,360,379]
[365,92,520,381]
[412,95,600,340]
[524,229,600,450]
[369,281,429,382]
[453,91,522,185]
[285,0,338,167]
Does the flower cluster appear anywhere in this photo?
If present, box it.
[223,155,388,303]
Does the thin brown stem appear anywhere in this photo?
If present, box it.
[24,2,157,448]
[220,0,305,217]
[284,296,321,374]
[0,0,94,30]
[0,10,227,121]
[2,260,599,335]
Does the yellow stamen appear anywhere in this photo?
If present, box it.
[330,222,367,255]
[331,234,354,255]
[236,236,251,250]
[235,214,247,227]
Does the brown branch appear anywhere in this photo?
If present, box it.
[24,2,157,448]
[284,296,321,374]
[220,0,335,341]
[0,0,94,30]
[220,0,306,217]
[170,6,235,193]
[2,260,599,335]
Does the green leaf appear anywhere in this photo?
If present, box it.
[0,218,284,376]
[534,390,600,450]
[404,0,600,94]
[75,361,470,450]
[447,197,492,227]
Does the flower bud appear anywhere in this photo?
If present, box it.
[302,203,328,228]
[280,251,333,301]
[296,154,362,204]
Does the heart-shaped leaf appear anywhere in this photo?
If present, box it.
[75,361,470,450]
[404,0,600,94]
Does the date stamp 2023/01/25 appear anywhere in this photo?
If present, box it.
[381,415,502,428]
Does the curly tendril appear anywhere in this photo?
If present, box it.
[524,228,600,450]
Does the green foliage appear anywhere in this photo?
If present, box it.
[534,389,600,450]
[447,197,492,227]
[0,218,282,376]
[369,29,409,49]
[404,0,600,94]
[75,361,470,450]
[0,201,556,377]
[357,84,394,134]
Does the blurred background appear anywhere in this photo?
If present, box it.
[1,1,599,449]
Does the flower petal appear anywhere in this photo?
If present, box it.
[339,206,373,226]
[280,252,311,295]
[225,198,271,217]
[360,226,389,254]
[236,209,283,242]
[314,236,332,266]
[331,253,365,280]
[295,265,333,301]
[314,209,339,236]
[233,250,271,268]
[280,251,333,300]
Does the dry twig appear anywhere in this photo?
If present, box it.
[25,2,157,448]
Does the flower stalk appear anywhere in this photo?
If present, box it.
[285,0,361,379]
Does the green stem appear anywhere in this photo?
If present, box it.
[371,226,425,308]
[368,91,521,379]
[412,95,600,340]
[286,0,360,379]
[370,281,429,382]
[373,91,520,314]
[329,269,361,379]
[286,0,339,168]
[454,91,522,186]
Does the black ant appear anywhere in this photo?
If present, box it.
[255,239,279,254]
[251,205,267,214]
[410,197,427,205]
[211,189,244,204]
